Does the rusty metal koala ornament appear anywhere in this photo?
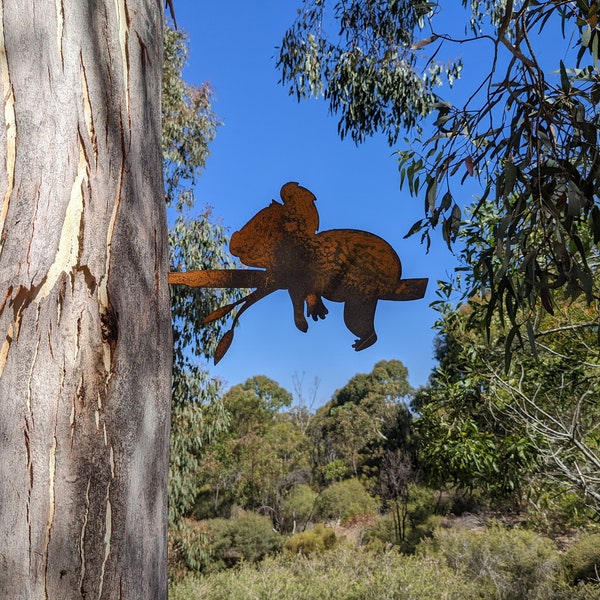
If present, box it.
[168,182,428,363]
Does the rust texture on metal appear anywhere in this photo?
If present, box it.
[168,269,270,289]
[168,182,428,363]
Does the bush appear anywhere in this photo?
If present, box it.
[525,490,599,535]
[169,518,211,581]
[362,485,440,553]
[362,514,398,549]
[205,511,283,570]
[405,485,437,522]
[315,478,378,523]
[169,544,482,599]
[317,459,349,484]
[562,533,600,585]
[284,524,336,556]
[401,485,441,553]
[363,512,441,554]
[281,484,318,531]
[418,525,560,600]
[170,512,283,576]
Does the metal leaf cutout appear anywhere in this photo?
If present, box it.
[214,329,234,365]
[203,299,244,324]
[168,182,428,363]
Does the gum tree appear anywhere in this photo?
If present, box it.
[0,2,170,597]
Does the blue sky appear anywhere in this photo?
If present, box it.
[172,1,473,404]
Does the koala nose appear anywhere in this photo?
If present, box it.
[229,231,242,256]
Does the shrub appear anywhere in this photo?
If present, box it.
[171,512,283,576]
[230,511,283,562]
[362,514,397,549]
[525,490,599,535]
[168,518,211,581]
[562,533,600,585]
[281,484,318,531]
[363,512,441,554]
[317,459,349,484]
[401,485,441,553]
[418,525,560,600]
[284,524,336,556]
[205,511,283,570]
[362,485,440,553]
[170,543,482,599]
[315,478,378,523]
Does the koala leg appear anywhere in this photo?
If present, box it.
[306,294,329,321]
[289,289,308,332]
[343,297,378,351]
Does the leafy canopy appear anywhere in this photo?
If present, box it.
[277,0,458,144]
[415,292,600,510]
[162,26,243,522]
[277,0,600,349]
[310,360,414,482]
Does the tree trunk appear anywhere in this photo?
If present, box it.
[0,1,171,598]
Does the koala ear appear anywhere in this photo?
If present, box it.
[280,182,316,205]
[280,182,319,233]
[280,182,298,204]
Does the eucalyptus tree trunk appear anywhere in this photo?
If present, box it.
[0,1,171,598]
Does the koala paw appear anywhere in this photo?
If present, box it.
[306,294,329,321]
[294,312,309,333]
[352,332,377,351]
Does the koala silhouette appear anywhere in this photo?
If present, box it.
[229,182,404,351]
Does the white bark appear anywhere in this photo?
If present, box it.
[0,1,171,597]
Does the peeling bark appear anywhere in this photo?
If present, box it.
[0,2,170,598]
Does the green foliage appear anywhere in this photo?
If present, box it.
[240,375,294,411]
[551,581,600,600]
[418,525,560,600]
[169,518,211,580]
[284,524,337,556]
[162,26,246,525]
[362,513,399,548]
[415,294,600,512]
[163,24,242,373]
[562,533,600,585]
[166,212,238,521]
[187,376,311,521]
[170,534,600,600]
[169,377,229,522]
[169,207,240,369]
[195,512,283,573]
[317,459,349,484]
[415,403,536,498]
[323,401,384,478]
[528,491,600,535]
[277,0,458,144]
[364,485,440,552]
[170,543,481,599]
[315,478,379,523]
[400,485,441,550]
[281,484,318,530]
[310,360,414,482]
[376,449,413,544]
[163,26,219,206]
[331,359,412,407]
[397,3,600,342]
[222,375,293,436]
